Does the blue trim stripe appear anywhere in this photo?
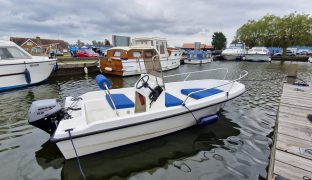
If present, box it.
[0,77,49,92]
[0,84,29,92]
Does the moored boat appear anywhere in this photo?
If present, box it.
[28,53,247,159]
[99,37,181,76]
[221,43,246,60]
[0,40,56,92]
[245,47,271,62]
[184,50,212,64]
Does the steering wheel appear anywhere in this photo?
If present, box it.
[136,75,150,89]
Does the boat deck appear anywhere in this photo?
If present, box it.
[268,83,312,179]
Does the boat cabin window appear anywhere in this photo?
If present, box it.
[113,51,121,57]
[144,51,153,58]
[134,40,153,46]
[159,41,165,54]
[0,47,31,60]
[133,51,141,58]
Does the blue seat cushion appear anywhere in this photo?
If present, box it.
[181,88,223,99]
[165,93,183,107]
[105,94,134,109]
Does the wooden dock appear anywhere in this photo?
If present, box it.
[268,83,312,180]
[52,58,100,76]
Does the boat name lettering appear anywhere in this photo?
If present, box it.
[30,64,39,67]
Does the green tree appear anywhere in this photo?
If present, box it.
[92,40,97,46]
[237,13,312,55]
[104,39,111,46]
[77,40,85,48]
[211,32,227,50]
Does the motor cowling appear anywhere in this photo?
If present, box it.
[28,99,65,135]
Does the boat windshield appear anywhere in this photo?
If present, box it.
[0,47,31,60]
[229,44,243,49]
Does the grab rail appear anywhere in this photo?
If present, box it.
[182,70,248,104]
[164,68,229,81]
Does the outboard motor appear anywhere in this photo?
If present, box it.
[28,99,65,135]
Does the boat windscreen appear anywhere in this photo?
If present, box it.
[0,47,31,60]
[142,49,162,77]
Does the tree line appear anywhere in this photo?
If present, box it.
[236,13,312,55]
[76,39,111,47]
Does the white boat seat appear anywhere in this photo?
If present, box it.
[105,94,134,109]
[181,88,224,99]
[165,93,183,107]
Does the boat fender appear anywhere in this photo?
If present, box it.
[197,114,219,125]
[84,66,88,74]
[96,74,111,90]
[24,68,31,84]
[104,67,113,71]
[54,63,58,72]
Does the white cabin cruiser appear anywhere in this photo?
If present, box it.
[0,40,56,91]
[28,52,247,159]
[245,47,271,62]
[185,50,212,64]
[221,43,246,61]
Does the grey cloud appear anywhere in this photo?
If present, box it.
[0,0,311,45]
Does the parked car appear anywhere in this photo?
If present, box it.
[76,49,99,57]
[273,50,296,56]
[296,49,312,56]
[50,49,64,57]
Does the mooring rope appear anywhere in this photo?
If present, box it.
[65,129,87,180]
[182,103,199,124]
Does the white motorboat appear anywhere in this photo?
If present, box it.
[184,50,212,64]
[245,47,271,62]
[28,52,247,159]
[99,37,181,76]
[309,56,312,63]
[221,43,246,61]
[0,40,56,91]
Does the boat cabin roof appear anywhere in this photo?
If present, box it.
[132,37,167,41]
[108,46,155,51]
[0,40,18,47]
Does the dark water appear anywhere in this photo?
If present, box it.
[1,61,312,180]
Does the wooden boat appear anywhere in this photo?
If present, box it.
[99,37,181,76]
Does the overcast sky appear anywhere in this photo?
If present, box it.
[0,0,311,46]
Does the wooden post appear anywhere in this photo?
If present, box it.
[286,64,297,84]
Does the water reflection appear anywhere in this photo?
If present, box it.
[58,113,239,180]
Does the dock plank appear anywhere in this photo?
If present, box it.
[275,150,312,173]
[274,160,312,180]
[278,121,312,141]
[276,133,312,160]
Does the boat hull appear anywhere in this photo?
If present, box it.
[245,54,271,62]
[0,58,56,91]
[54,103,223,159]
[184,58,212,64]
[222,54,243,61]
